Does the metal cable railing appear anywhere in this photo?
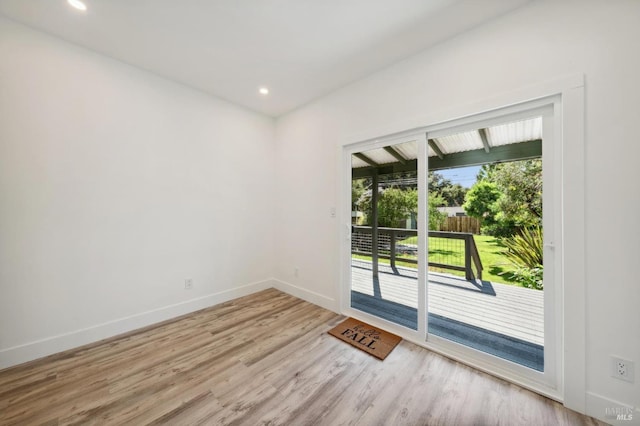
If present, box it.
[351,226,483,281]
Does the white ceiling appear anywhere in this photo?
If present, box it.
[0,0,532,117]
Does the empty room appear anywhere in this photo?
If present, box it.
[0,0,638,424]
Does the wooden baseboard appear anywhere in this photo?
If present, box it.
[585,392,637,425]
[271,278,338,312]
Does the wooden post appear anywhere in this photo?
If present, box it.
[371,171,379,278]
[390,229,396,270]
[464,234,473,281]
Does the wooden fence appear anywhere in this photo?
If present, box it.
[440,216,480,235]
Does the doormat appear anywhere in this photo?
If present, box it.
[328,317,402,360]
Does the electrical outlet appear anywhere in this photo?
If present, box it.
[184,278,193,290]
[611,356,635,383]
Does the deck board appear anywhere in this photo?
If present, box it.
[351,260,544,346]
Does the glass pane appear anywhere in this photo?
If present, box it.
[350,141,419,330]
[427,117,544,371]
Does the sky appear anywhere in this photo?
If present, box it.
[437,165,481,188]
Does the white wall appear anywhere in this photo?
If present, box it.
[274,0,640,421]
[0,17,276,368]
[1,0,638,421]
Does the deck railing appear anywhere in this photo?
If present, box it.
[352,226,483,281]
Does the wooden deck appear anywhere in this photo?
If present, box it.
[351,260,544,370]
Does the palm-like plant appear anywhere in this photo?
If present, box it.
[501,227,544,290]
[502,226,543,268]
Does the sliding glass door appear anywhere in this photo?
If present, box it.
[348,136,427,334]
[424,109,555,382]
[343,98,561,394]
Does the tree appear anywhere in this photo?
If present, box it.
[462,181,502,226]
[352,169,464,230]
[377,187,447,230]
[490,160,542,228]
[428,172,467,206]
[428,194,447,230]
[439,183,467,206]
[352,178,366,211]
[377,188,417,228]
[466,159,543,236]
[356,184,446,230]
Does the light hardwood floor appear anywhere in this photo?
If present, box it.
[0,289,604,425]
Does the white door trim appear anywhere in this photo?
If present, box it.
[341,131,428,342]
[339,74,585,412]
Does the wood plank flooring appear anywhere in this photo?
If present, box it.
[0,289,603,425]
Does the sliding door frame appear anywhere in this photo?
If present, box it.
[340,74,585,407]
[422,100,560,393]
[341,131,429,342]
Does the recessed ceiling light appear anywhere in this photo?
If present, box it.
[68,0,87,11]
[259,87,269,95]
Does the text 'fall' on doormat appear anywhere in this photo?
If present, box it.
[328,317,402,360]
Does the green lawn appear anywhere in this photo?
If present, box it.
[353,235,521,286]
[462,235,518,284]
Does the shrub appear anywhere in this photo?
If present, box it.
[508,265,544,290]
[501,226,544,290]
[502,226,543,268]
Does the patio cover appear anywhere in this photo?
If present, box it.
[352,116,542,177]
